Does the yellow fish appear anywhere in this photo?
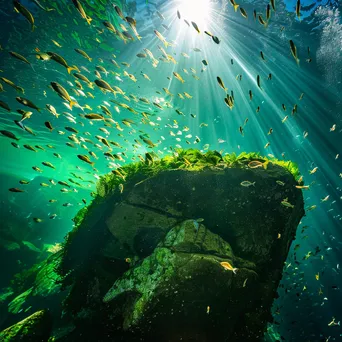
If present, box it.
[220,261,238,274]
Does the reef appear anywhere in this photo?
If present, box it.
[0,150,304,341]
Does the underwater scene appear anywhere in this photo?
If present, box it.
[0,0,341,340]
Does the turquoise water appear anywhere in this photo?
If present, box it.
[0,0,341,340]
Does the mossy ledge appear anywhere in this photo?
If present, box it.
[96,149,300,199]
[58,149,300,278]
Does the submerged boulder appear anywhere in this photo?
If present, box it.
[0,310,52,341]
[103,219,259,340]
[56,150,304,341]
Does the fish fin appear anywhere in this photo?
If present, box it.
[69,101,77,109]
[67,66,79,74]
[14,7,19,13]
[234,4,239,12]
[263,160,269,170]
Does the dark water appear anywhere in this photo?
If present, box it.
[0,0,341,340]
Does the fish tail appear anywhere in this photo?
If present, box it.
[56,114,60,118]
[263,160,269,170]
[296,58,300,66]
[233,268,238,274]
[234,4,239,12]
[67,65,79,74]
[86,16,93,25]
[69,101,77,109]
[32,25,37,32]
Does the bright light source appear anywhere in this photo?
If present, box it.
[178,0,212,27]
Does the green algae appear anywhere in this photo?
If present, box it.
[8,288,33,314]
[8,252,63,314]
[0,310,52,341]
[96,149,301,199]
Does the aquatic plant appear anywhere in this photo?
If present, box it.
[8,287,33,314]
[95,149,301,199]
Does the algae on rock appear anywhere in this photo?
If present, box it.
[0,310,52,341]
[52,149,304,341]
[7,251,63,315]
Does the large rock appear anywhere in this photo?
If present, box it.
[103,220,260,341]
[56,151,304,341]
[0,310,52,341]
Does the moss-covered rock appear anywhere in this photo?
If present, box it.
[103,220,260,339]
[0,310,52,341]
[6,251,64,317]
[55,149,304,341]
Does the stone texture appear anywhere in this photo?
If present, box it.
[0,310,52,341]
[53,159,304,341]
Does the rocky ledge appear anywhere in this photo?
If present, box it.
[0,149,304,341]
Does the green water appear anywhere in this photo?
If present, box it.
[0,0,341,340]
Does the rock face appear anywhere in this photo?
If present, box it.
[103,220,259,341]
[0,310,52,341]
[57,155,304,341]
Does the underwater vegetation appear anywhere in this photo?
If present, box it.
[0,310,52,341]
[95,148,301,199]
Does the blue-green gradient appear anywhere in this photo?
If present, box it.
[0,0,341,340]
